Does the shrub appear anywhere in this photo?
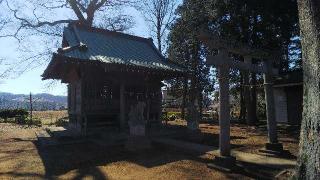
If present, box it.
[0,109,29,120]
[168,114,177,121]
[29,118,42,127]
[16,116,42,126]
[55,117,69,127]
[161,112,170,123]
[0,109,44,126]
[15,115,29,124]
[167,112,181,119]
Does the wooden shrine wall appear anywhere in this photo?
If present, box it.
[67,67,164,129]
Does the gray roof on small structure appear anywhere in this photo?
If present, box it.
[274,70,303,87]
[58,25,184,72]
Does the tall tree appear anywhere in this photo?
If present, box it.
[167,18,191,120]
[296,0,320,178]
[168,0,214,130]
[138,0,177,54]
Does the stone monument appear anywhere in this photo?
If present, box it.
[125,101,152,151]
[128,102,146,136]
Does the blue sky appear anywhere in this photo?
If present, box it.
[0,8,150,96]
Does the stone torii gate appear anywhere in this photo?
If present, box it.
[199,33,284,167]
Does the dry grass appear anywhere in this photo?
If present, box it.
[32,110,68,125]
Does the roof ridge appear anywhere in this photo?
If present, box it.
[65,23,167,61]
[70,24,153,44]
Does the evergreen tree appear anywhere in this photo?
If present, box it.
[168,1,214,129]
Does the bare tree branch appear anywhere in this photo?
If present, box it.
[95,0,109,10]
[37,1,68,10]
[0,0,135,80]
[67,0,86,22]
[98,14,134,32]
[75,1,87,12]
[138,0,178,54]
[1,0,75,41]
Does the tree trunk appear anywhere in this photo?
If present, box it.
[181,76,188,119]
[157,18,162,53]
[187,81,199,130]
[296,0,320,179]
[250,72,258,124]
[198,89,203,121]
[29,93,33,124]
[239,73,246,122]
[187,43,199,130]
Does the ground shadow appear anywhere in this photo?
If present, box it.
[161,121,299,158]
[35,138,287,180]
[34,138,201,179]
[161,124,245,149]
[33,121,298,179]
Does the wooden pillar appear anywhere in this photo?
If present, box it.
[146,85,150,124]
[218,51,231,156]
[263,60,278,144]
[120,83,126,129]
[79,79,87,136]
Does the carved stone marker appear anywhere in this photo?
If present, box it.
[128,102,146,136]
[125,101,152,151]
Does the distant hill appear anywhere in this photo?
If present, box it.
[0,92,67,111]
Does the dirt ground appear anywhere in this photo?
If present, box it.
[168,119,300,157]
[0,121,298,179]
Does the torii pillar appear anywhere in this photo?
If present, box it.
[262,60,283,152]
[218,50,231,157]
[243,56,255,125]
[208,49,236,169]
[199,33,284,167]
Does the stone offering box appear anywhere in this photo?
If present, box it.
[129,124,146,136]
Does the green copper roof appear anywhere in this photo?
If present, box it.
[59,25,184,72]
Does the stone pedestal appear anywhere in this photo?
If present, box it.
[125,101,152,151]
[126,118,152,151]
[126,123,152,151]
[129,125,146,136]
[265,142,283,152]
[259,142,293,157]
[126,114,151,151]
[125,136,152,151]
[207,155,237,172]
